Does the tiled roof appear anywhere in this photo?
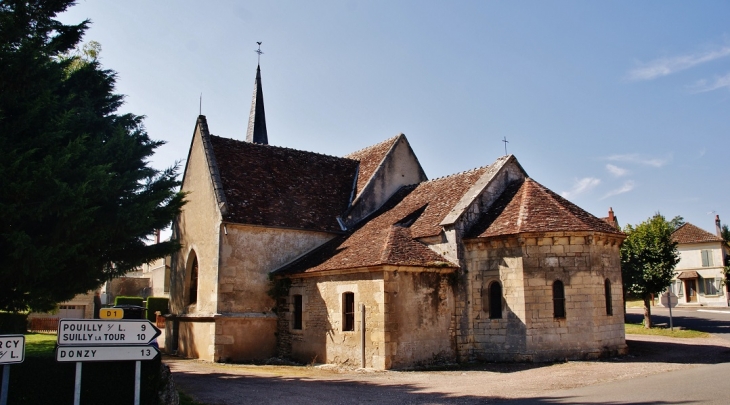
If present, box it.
[345,135,399,197]
[671,223,723,244]
[276,167,493,274]
[467,178,624,238]
[209,135,358,232]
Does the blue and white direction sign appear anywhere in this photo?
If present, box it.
[56,345,159,362]
[57,319,160,346]
[0,335,24,365]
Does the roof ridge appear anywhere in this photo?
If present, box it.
[426,165,490,183]
[344,134,401,158]
[209,134,357,162]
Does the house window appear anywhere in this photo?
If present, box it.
[604,279,613,316]
[676,280,684,296]
[700,277,720,296]
[489,281,503,319]
[188,256,199,304]
[701,250,714,267]
[292,294,303,330]
[342,292,355,331]
[553,280,566,319]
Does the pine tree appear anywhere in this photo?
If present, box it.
[0,0,185,311]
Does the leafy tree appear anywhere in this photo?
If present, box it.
[668,215,685,231]
[0,0,185,312]
[620,213,680,328]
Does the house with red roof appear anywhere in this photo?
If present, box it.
[166,64,627,368]
[664,218,729,307]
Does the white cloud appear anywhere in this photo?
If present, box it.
[561,177,601,199]
[605,164,628,177]
[628,46,730,81]
[605,153,670,168]
[601,180,635,200]
[688,72,730,93]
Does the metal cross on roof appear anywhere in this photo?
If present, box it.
[502,136,509,155]
[255,42,263,65]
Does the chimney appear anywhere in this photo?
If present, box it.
[608,207,615,224]
[716,215,722,237]
[155,229,161,244]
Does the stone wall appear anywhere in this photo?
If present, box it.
[279,271,386,368]
[170,122,222,317]
[384,269,456,369]
[463,232,626,362]
[218,224,334,313]
[279,267,455,370]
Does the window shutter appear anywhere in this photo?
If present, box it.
[698,277,705,295]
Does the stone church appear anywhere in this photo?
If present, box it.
[167,64,627,369]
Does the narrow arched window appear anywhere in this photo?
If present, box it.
[292,294,303,330]
[188,256,199,304]
[604,279,613,316]
[342,292,355,331]
[553,280,565,319]
[489,281,503,319]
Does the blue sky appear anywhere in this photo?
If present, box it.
[60,1,730,233]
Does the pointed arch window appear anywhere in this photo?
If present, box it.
[604,279,613,316]
[553,280,565,319]
[188,256,199,305]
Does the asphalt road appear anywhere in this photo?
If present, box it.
[625,306,730,341]
[504,361,730,404]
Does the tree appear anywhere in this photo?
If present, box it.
[620,213,679,328]
[668,215,685,231]
[0,0,185,312]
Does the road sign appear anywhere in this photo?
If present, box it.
[0,335,24,365]
[57,319,160,346]
[99,308,124,319]
[56,345,159,362]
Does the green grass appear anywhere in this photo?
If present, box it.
[23,332,57,356]
[625,299,646,308]
[625,323,710,338]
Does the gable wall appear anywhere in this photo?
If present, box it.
[344,136,427,227]
[170,125,223,316]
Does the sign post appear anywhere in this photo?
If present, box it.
[56,319,161,405]
[0,335,25,405]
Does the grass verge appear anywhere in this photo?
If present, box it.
[625,323,710,338]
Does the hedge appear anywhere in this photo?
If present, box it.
[114,296,144,306]
[145,297,169,323]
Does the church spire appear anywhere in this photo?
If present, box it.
[246,43,268,144]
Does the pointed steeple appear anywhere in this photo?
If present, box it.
[246,64,268,144]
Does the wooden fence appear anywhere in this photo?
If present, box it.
[28,317,59,333]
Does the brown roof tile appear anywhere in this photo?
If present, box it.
[209,135,358,232]
[467,178,624,238]
[276,166,494,275]
[344,135,399,197]
[671,223,723,244]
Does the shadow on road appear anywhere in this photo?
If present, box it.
[172,367,697,405]
[626,312,730,335]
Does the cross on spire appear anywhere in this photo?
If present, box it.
[255,42,263,65]
[502,136,509,155]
